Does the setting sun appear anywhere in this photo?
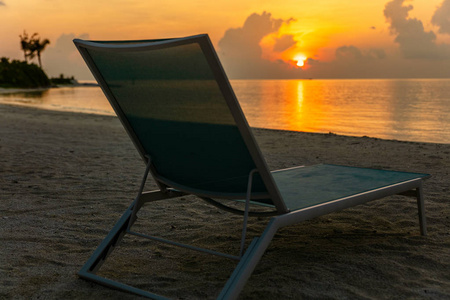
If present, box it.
[294,54,307,67]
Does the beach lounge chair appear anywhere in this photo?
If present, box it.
[73,34,429,299]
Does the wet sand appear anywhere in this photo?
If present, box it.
[1,103,449,299]
[0,87,50,94]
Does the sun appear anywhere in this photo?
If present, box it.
[294,54,307,67]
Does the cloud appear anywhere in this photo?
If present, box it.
[384,0,450,59]
[219,12,282,60]
[335,46,363,59]
[273,35,297,52]
[335,46,387,60]
[216,8,450,79]
[368,48,387,59]
[42,33,94,80]
[300,45,389,78]
[0,1,6,6]
[218,12,302,79]
[431,0,450,34]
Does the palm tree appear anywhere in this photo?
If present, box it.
[30,37,50,69]
[19,31,50,68]
[19,31,32,62]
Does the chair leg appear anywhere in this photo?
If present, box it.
[78,190,186,299]
[218,218,279,300]
[79,204,133,275]
[416,185,427,236]
[78,204,172,299]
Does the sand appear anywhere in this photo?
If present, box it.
[1,103,449,299]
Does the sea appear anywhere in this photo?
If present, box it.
[1,78,449,144]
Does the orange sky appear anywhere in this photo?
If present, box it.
[1,0,449,79]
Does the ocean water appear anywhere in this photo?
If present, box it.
[1,78,449,144]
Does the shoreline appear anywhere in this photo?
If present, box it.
[1,103,449,299]
[0,100,447,145]
[0,82,98,94]
[0,87,50,94]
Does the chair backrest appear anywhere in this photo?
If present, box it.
[74,34,286,212]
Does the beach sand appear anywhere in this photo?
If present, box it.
[1,103,449,299]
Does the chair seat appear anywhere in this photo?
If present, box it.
[272,164,429,211]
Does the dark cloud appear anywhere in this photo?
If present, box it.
[431,0,450,34]
[42,33,94,80]
[0,1,6,6]
[298,45,393,78]
[336,46,363,59]
[384,0,450,59]
[219,12,282,59]
[273,35,297,52]
[367,48,387,59]
[335,45,386,60]
[218,12,302,79]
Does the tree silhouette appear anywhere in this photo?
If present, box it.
[30,37,50,68]
[18,31,50,68]
[19,31,32,62]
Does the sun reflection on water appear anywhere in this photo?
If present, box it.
[1,79,449,144]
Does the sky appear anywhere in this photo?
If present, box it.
[1,0,450,79]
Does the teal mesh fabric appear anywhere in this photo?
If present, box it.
[272,164,428,211]
[86,41,267,196]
